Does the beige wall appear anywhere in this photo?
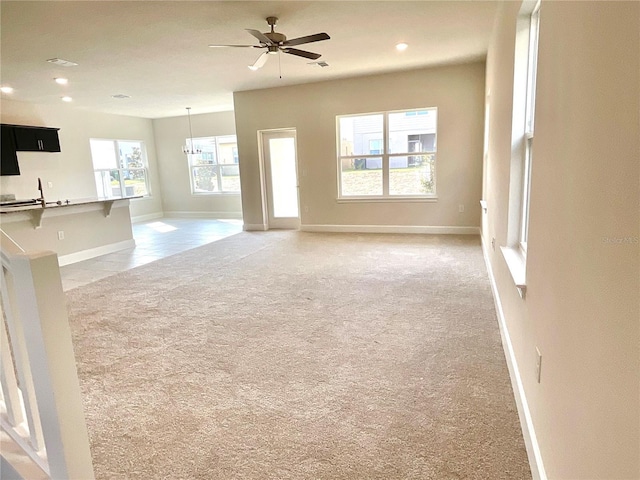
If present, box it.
[484,1,639,478]
[234,62,485,230]
[152,110,242,218]
[0,98,163,220]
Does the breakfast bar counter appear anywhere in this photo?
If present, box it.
[0,196,141,229]
[0,197,140,266]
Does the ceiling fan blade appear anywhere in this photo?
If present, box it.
[208,44,261,48]
[282,33,330,47]
[249,52,269,70]
[246,29,274,45]
[282,48,321,60]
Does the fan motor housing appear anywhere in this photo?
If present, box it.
[264,32,287,44]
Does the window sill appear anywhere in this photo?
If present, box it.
[500,246,527,298]
[191,192,241,196]
[337,196,438,204]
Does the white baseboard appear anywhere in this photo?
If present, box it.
[243,224,267,231]
[57,239,136,266]
[480,234,547,480]
[300,224,480,235]
[131,212,164,223]
[163,211,243,220]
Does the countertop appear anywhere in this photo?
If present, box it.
[0,196,142,228]
[0,196,141,214]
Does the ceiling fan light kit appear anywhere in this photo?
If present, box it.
[209,16,330,71]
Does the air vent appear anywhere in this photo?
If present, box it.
[308,61,329,68]
[46,58,79,67]
[111,94,131,99]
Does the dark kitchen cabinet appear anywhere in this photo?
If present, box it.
[1,125,20,175]
[13,126,61,152]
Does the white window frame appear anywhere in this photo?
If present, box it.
[336,108,438,200]
[500,0,541,297]
[90,138,150,198]
[520,1,540,253]
[187,135,240,194]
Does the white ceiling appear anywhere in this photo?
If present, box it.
[0,1,499,119]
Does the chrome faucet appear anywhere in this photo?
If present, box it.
[37,177,45,207]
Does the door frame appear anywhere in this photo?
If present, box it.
[258,128,300,230]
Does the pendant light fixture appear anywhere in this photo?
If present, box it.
[182,107,202,155]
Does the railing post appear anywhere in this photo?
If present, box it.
[11,251,94,480]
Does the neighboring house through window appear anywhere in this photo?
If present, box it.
[337,108,437,198]
[187,135,240,193]
[369,139,382,155]
[90,139,150,198]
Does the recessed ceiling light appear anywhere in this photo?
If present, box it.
[47,58,78,67]
[0,86,14,94]
[396,43,409,51]
[54,77,69,85]
[61,96,73,102]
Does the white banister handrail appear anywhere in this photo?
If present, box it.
[1,230,25,263]
[0,229,94,479]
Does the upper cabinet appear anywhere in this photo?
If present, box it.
[12,125,61,152]
[0,124,61,176]
[1,125,20,176]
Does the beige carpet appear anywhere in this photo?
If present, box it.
[66,231,531,479]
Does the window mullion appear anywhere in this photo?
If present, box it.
[113,141,125,196]
[215,140,224,192]
[114,140,122,170]
[215,166,221,192]
[382,112,389,196]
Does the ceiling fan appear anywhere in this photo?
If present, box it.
[208,16,330,70]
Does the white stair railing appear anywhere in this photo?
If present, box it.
[0,230,94,479]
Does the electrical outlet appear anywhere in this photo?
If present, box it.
[535,347,542,383]
[57,231,65,240]
[47,181,53,189]
[304,205,309,213]
[491,237,496,251]
[458,204,465,213]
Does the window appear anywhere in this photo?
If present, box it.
[90,139,150,198]
[337,108,437,198]
[187,135,240,194]
[500,0,541,296]
[520,2,540,250]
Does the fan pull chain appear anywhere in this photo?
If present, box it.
[278,51,282,79]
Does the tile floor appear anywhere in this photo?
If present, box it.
[60,217,243,291]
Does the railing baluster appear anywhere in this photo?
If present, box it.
[0,301,25,428]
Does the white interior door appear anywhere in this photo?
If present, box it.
[262,130,300,229]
